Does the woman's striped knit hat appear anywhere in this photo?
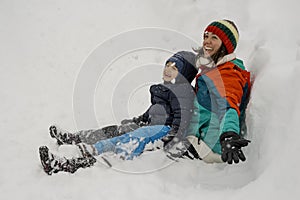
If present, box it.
[204,19,239,54]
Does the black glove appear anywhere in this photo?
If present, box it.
[161,125,179,147]
[220,132,250,164]
[121,115,147,126]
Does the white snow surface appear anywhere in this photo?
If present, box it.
[1,0,300,199]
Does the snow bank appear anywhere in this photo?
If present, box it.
[0,0,299,199]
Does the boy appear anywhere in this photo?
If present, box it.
[39,51,198,175]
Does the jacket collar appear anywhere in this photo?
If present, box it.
[216,53,236,66]
[198,53,236,75]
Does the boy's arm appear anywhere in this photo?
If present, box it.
[169,92,181,128]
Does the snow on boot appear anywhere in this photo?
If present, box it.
[39,146,96,175]
[49,125,81,145]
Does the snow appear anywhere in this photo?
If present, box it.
[1,0,300,199]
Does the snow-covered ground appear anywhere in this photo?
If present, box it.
[1,0,300,199]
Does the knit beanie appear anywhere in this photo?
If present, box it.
[204,19,239,54]
[166,51,198,83]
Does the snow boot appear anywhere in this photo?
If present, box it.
[39,145,96,175]
[49,125,82,145]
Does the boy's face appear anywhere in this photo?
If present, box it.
[163,62,179,82]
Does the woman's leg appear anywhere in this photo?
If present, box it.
[186,135,223,163]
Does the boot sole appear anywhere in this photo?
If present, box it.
[39,146,53,175]
[49,126,57,138]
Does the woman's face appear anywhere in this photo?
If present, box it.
[163,62,179,82]
[202,31,222,57]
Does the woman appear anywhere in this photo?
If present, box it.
[183,19,251,164]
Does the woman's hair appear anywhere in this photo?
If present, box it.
[193,44,227,65]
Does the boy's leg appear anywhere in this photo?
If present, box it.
[130,125,170,159]
[92,125,170,159]
[49,125,121,145]
[78,122,142,144]
[77,125,120,144]
[92,131,136,155]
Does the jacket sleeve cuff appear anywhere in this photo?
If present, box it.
[219,108,240,135]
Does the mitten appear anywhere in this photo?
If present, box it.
[220,131,250,164]
[121,115,147,126]
[120,118,133,125]
[133,115,148,126]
